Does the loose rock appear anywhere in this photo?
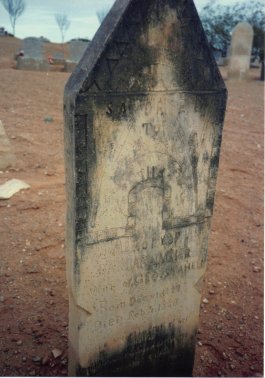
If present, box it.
[52,348,63,359]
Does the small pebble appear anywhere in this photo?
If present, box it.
[32,355,41,363]
[203,298,209,304]
[52,348,63,359]
[17,340,23,346]
[0,296,5,303]
[253,266,261,273]
[209,290,215,295]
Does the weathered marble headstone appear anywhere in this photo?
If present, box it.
[53,51,64,60]
[22,37,43,59]
[228,22,254,80]
[0,120,16,170]
[261,61,265,81]
[69,40,89,63]
[17,37,49,71]
[64,0,227,376]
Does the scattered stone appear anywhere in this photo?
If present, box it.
[0,179,30,200]
[16,340,23,346]
[43,116,54,123]
[197,341,203,347]
[230,364,235,370]
[32,356,41,363]
[203,298,209,304]
[22,356,27,362]
[0,296,5,303]
[209,290,215,295]
[52,348,63,359]
[29,370,36,376]
[253,266,261,273]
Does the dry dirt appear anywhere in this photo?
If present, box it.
[0,36,263,377]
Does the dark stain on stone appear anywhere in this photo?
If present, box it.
[76,324,196,377]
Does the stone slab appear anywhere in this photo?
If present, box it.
[0,179,30,199]
[22,37,43,59]
[64,0,227,376]
[16,57,50,72]
[0,120,16,170]
[64,60,77,73]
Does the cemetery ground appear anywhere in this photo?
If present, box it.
[0,37,263,377]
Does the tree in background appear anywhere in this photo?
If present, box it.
[1,0,26,36]
[199,0,265,58]
[55,13,71,44]
[96,9,109,25]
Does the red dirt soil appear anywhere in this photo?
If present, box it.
[0,36,263,377]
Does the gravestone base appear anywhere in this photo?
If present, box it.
[228,56,251,80]
[64,60,77,73]
[16,57,50,72]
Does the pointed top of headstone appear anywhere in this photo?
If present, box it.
[65,0,225,109]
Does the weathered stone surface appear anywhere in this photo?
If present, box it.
[0,179,30,200]
[16,57,50,72]
[22,37,43,59]
[64,0,227,376]
[228,22,254,80]
[64,60,77,73]
[0,120,16,170]
[17,37,49,71]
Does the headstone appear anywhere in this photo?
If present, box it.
[64,0,227,376]
[17,37,49,71]
[22,37,43,59]
[53,51,64,60]
[260,61,265,81]
[228,22,254,80]
[0,120,16,170]
[69,40,89,63]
